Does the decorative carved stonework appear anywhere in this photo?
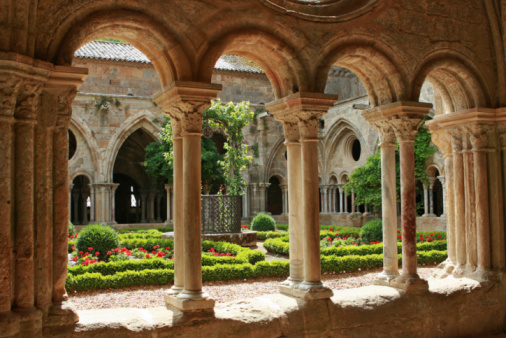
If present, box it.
[370,120,396,146]
[447,127,465,152]
[467,124,490,150]
[167,100,210,133]
[15,81,43,120]
[54,87,77,128]
[0,76,22,117]
[280,117,300,142]
[499,124,506,148]
[431,131,452,156]
[298,111,323,140]
[169,115,183,137]
[389,116,424,142]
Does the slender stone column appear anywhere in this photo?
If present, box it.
[81,192,89,224]
[351,191,356,213]
[463,135,478,270]
[322,186,329,213]
[338,185,344,213]
[429,178,436,216]
[450,129,467,273]
[140,192,147,223]
[362,114,399,283]
[110,184,119,224]
[147,191,156,223]
[437,176,446,217]
[344,190,349,213]
[422,184,429,216]
[0,76,20,318]
[164,184,173,224]
[243,185,249,218]
[277,118,304,291]
[266,92,337,300]
[280,184,288,215]
[258,183,270,212]
[90,185,95,222]
[154,81,222,311]
[469,125,491,276]
[156,193,163,222]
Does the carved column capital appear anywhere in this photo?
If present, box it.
[466,124,490,150]
[0,75,22,118]
[298,111,324,140]
[278,116,300,143]
[388,115,425,143]
[15,81,44,121]
[430,130,453,157]
[370,120,396,146]
[168,100,210,133]
[447,126,465,152]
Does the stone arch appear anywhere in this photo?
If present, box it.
[197,29,306,98]
[316,38,409,106]
[47,9,192,87]
[427,164,442,178]
[268,173,286,185]
[68,170,94,186]
[411,52,491,114]
[69,115,100,181]
[104,111,161,182]
[339,172,350,185]
[263,136,287,183]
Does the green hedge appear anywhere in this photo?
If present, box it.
[256,231,289,241]
[201,240,265,265]
[116,227,173,234]
[264,237,447,257]
[68,258,174,276]
[119,238,174,252]
[67,250,447,291]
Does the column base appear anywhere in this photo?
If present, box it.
[165,285,184,296]
[44,302,79,328]
[279,278,303,296]
[387,274,428,292]
[0,311,20,337]
[13,308,43,336]
[373,270,400,286]
[165,292,215,311]
[281,281,333,300]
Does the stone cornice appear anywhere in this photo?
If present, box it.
[153,81,222,110]
[425,108,502,132]
[362,101,433,122]
[266,92,338,121]
[46,65,88,90]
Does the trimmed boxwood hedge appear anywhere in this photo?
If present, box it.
[264,237,447,256]
[66,250,447,292]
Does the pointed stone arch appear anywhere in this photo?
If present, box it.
[69,115,100,182]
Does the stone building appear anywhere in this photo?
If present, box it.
[1,1,506,336]
[69,40,444,229]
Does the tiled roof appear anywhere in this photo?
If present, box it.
[75,41,264,74]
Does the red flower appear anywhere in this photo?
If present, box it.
[165,247,170,250]
[329,228,334,232]
[72,256,78,261]
[95,252,100,256]
[152,251,156,254]
[397,230,401,233]
[145,254,150,258]
[220,253,225,256]
[88,247,93,251]
[72,246,76,251]
[70,235,74,239]
[107,251,113,255]
[128,231,131,233]
[437,234,442,238]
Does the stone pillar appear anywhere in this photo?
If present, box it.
[344,190,349,213]
[463,135,478,270]
[147,191,156,223]
[449,128,467,273]
[322,186,329,213]
[250,183,258,214]
[140,191,147,223]
[89,184,95,222]
[155,81,221,311]
[469,125,491,276]
[258,183,270,212]
[280,184,288,215]
[363,113,399,283]
[276,118,304,291]
[389,108,429,290]
[110,183,119,224]
[422,184,429,217]
[267,92,336,300]
[428,177,436,216]
[165,184,173,224]
[338,185,344,213]
[351,191,356,213]
[81,191,89,224]
[242,185,249,219]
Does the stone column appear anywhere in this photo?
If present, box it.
[90,184,95,222]
[140,191,147,223]
[449,128,467,273]
[250,183,258,214]
[351,191,356,213]
[363,113,399,283]
[258,183,270,212]
[344,190,349,213]
[463,135,478,271]
[242,185,249,219]
[428,177,436,216]
[110,183,119,224]
[322,186,329,213]
[469,125,491,276]
[338,185,344,213]
[155,81,221,311]
[267,92,337,300]
[81,191,89,224]
[390,112,428,289]
[422,184,429,217]
[147,191,156,223]
[280,184,288,215]
[276,118,304,291]
[164,184,173,224]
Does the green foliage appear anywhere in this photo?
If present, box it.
[120,238,174,252]
[69,258,173,276]
[201,240,265,264]
[93,96,120,112]
[251,213,276,232]
[76,224,119,261]
[68,221,76,236]
[251,143,259,158]
[205,100,254,195]
[256,231,288,240]
[360,219,383,243]
[344,116,437,209]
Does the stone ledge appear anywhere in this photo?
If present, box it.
[45,278,505,337]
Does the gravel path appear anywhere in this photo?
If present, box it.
[68,266,437,310]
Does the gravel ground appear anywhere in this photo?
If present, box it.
[68,266,437,310]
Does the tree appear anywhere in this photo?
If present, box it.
[144,117,226,194]
[344,116,437,212]
[205,100,254,195]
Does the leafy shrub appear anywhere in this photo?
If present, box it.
[76,224,120,261]
[251,213,276,232]
[68,221,76,236]
[360,219,383,243]
[257,231,288,240]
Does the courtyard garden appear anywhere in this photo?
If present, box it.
[66,218,448,293]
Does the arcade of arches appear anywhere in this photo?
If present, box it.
[1,1,506,337]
